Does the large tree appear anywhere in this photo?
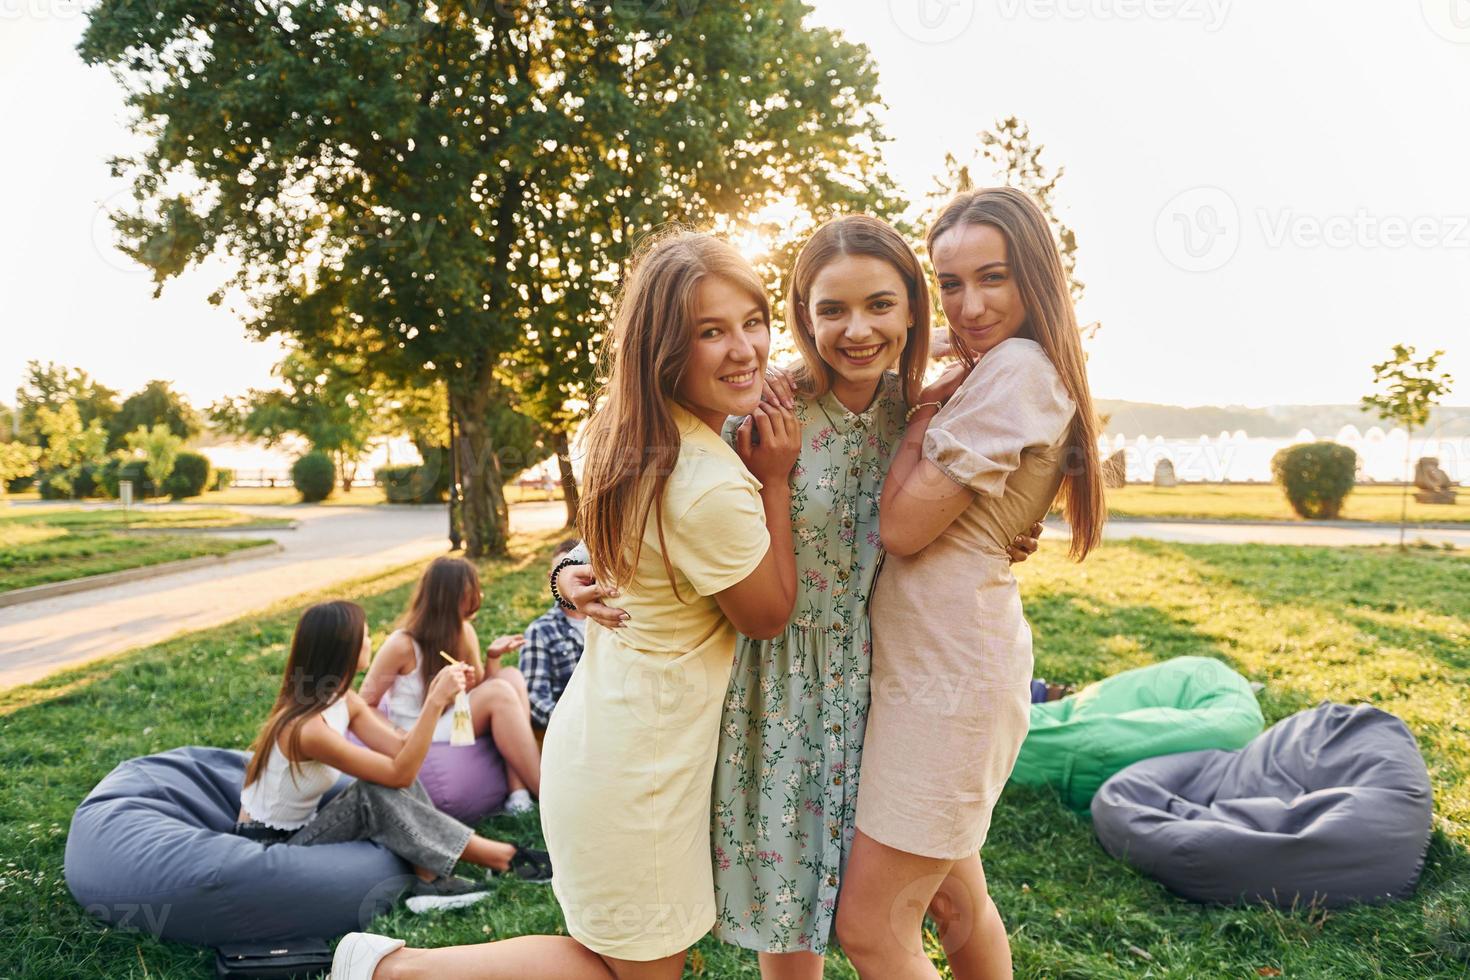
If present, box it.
[108,380,201,450]
[81,1,898,555]
[15,362,119,447]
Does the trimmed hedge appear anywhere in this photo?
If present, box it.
[291,451,336,503]
[100,458,155,499]
[211,468,234,492]
[1271,441,1357,519]
[163,451,212,500]
[376,452,449,504]
[37,463,103,500]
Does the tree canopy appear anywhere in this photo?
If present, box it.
[80,0,901,554]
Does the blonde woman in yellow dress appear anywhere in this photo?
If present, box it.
[332,230,802,980]
[835,188,1106,979]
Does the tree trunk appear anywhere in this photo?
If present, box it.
[449,386,509,558]
[553,427,579,529]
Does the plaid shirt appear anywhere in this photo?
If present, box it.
[520,604,586,728]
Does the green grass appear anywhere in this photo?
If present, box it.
[1,538,1467,977]
[0,508,276,593]
[195,484,562,507]
[1107,483,1470,525]
[0,507,289,531]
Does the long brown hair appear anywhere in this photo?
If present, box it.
[927,187,1105,560]
[578,228,769,590]
[787,214,932,408]
[243,600,365,788]
[399,556,481,691]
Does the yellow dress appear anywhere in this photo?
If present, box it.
[539,404,771,960]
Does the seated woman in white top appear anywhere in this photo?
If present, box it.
[237,600,552,903]
[358,556,542,813]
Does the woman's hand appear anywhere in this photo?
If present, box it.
[1007,521,1045,564]
[557,563,629,629]
[427,661,471,709]
[735,401,802,486]
[917,361,970,408]
[760,363,797,410]
[486,634,525,659]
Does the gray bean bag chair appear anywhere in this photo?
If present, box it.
[65,746,411,945]
[1091,702,1433,908]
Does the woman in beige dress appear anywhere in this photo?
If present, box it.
[835,187,1106,979]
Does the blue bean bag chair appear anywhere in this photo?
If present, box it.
[1010,656,1265,812]
[65,746,411,945]
[1091,702,1434,908]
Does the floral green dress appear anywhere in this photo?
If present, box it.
[711,371,906,954]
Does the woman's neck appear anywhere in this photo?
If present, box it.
[830,374,882,415]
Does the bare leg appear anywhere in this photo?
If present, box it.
[926,854,1012,980]
[469,677,542,796]
[835,829,950,980]
[376,939,683,980]
[459,833,517,873]
[758,949,824,980]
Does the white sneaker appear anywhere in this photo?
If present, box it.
[404,890,490,914]
[331,933,405,980]
[503,789,536,814]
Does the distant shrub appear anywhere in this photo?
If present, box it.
[1271,442,1357,519]
[163,451,212,499]
[37,463,103,499]
[291,451,336,503]
[211,468,234,492]
[376,456,448,504]
[100,457,155,499]
[5,473,35,494]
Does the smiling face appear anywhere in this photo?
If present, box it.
[805,254,911,413]
[931,221,1028,358]
[674,274,771,430]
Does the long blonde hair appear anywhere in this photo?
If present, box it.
[927,187,1105,560]
[786,214,931,408]
[578,229,770,590]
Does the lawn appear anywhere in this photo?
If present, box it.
[1,536,1466,977]
[0,508,278,593]
[196,484,562,507]
[1107,483,1470,525]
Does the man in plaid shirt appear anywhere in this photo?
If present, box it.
[521,539,588,729]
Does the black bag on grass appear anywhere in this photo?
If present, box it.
[215,937,334,978]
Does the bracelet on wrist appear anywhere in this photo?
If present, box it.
[905,400,943,423]
[548,555,584,611]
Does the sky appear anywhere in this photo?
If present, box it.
[1,0,1467,413]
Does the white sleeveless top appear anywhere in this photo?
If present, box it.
[239,696,351,831]
[383,632,454,743]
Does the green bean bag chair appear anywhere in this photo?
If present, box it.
[1009,656,1264,812]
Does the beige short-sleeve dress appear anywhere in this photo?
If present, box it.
[539,403,771,961]
[855,337,1076,860]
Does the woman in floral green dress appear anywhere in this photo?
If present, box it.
[557,216,1038,979]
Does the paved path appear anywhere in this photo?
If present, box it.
[1084,516,1470,549]
[3,502,1460,691]
[0,501,567,690]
